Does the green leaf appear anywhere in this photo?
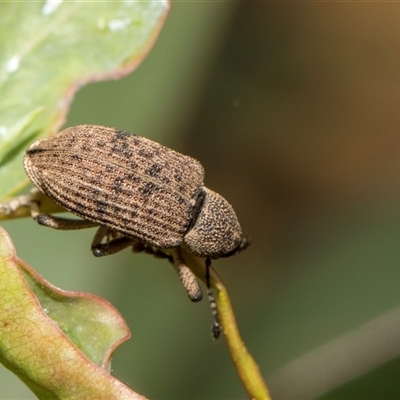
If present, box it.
[19,259,131,372]
[0,226,145,400]
[0,0,169,198]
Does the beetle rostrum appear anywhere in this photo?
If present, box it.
[23,125,250,337]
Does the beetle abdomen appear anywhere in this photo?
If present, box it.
[24,125,205,248]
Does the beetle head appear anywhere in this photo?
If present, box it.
[182,187,244,259]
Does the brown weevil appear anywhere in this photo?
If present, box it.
[23,125,250,337]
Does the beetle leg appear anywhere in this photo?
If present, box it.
[29,200,98,230]
[35,214,98,230]
[91,225,111,246]
[91,226,136,257]
[171,249,203,302]
[205,258,222,340]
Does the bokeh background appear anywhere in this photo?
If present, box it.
[3,2,400,399]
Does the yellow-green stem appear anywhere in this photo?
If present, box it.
[182,250,271,400]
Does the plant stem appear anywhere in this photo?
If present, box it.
[182,250,271,400]
[0,189,63,221]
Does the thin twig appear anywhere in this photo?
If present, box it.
[0,189,63,221]
[182,250,271,400]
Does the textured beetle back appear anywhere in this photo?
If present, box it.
[24,125,205,248]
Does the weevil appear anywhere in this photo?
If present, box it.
[23,125,250,337]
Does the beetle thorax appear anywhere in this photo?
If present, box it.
[182,187,243,259]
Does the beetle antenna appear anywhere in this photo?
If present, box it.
[206,258,221,339]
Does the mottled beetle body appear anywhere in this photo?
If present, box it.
[23,125,245,259]
[23,125,249,337]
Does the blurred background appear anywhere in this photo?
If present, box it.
[3,2,400,399]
